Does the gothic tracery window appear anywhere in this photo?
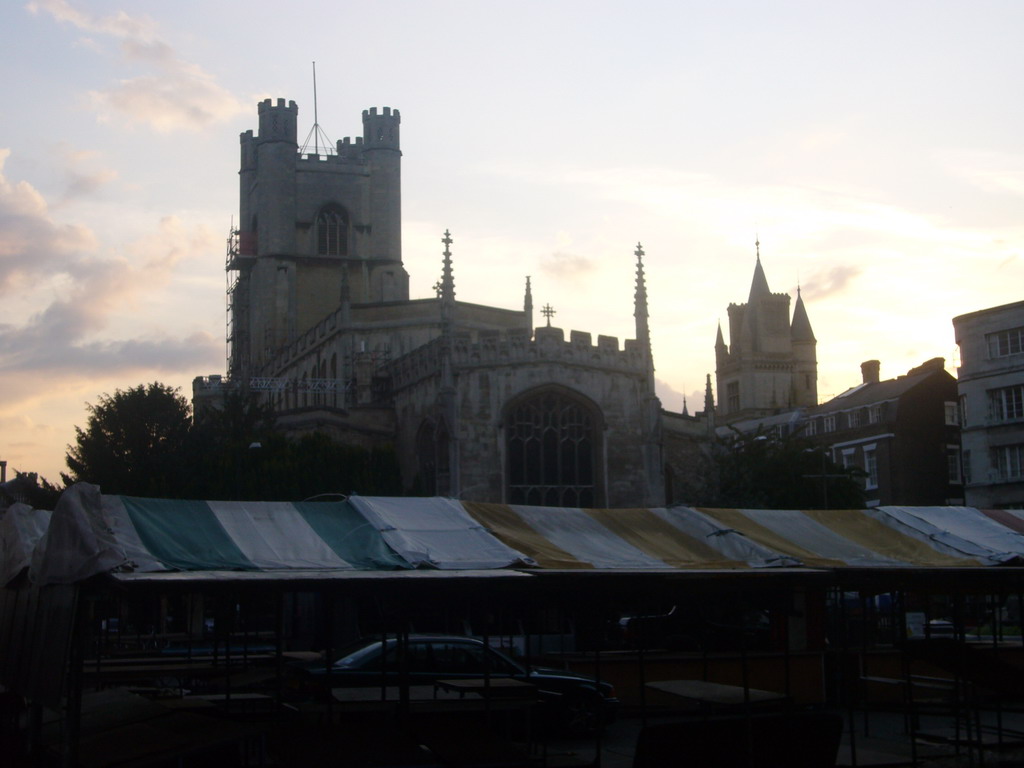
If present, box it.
[505,389,600,507]
[316,206,348,256]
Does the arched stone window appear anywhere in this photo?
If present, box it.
[505,388,602,507]
[316,206,348,256]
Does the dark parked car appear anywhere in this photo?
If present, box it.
[288,634,618,734]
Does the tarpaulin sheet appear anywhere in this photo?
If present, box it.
[866,506,1017,565]
[28,484,408,584]
[18,483,1024,586]
[700,507,980,568]
[348,495,534,569]
[0,504,51,586]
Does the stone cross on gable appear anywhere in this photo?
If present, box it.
[442,229,453,255]
[541,303,556,327]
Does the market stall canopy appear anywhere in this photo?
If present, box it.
[12,483,1024,587]
[0,503,52,587]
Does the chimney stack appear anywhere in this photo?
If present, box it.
[861,360,880,384]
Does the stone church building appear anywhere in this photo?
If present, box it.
[714,244,818,425]
[194,98,666,507]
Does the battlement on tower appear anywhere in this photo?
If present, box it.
[384,327,646,392]
[362,106,401,149]
[255,98,298,144]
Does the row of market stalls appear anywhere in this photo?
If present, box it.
[5,482,1024,765]
[9,483,1024,583]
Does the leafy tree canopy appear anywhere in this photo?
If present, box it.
[63,382,192,496]
[702,426,866,510]
[63,383,403,501]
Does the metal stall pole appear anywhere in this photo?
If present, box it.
[839,586,858,768]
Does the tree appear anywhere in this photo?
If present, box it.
[64,383,405,501]
[63,383,192,497]
[701,427,866,510]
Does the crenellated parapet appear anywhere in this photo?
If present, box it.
[362,106,401,150]
[256,97,299,143]
[385,327,647,392]
[192,374,226,392]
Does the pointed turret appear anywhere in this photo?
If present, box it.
[715,321,726,351]
[747,238,771,303]
[440,229,455,304]
[633,242,651,352]
[524,275,533,332]
[704,373,716,435]
[437,230,459,495]
[790,286,815,342]
[633,243,655,388]
[790,285,818,407]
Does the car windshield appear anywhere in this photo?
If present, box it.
[332,637,522,676]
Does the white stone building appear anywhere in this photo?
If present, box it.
[954,300,1024,509]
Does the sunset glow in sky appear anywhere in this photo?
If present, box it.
[1,0,1022,484]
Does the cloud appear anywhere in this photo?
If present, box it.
[28,0,245,132]
[0,149,98,293]
[56,145,118,203]
[27,0,158,40]
[540,251,595,280]
[798,264,862,301]
[944,149,1024,197]
[0,153,223,390]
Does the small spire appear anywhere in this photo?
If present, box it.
[524,276,534,333]
[704,373,716,434]
[634,242,650,346]
[755,234,760,261]
[440,229,455,302]
[682,395,689,417]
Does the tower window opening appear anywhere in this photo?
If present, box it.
[317,207,348,256]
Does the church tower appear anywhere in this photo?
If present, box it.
[228,98,408,379]
[714,241,817,423]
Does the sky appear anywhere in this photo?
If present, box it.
[1,0,1022,484]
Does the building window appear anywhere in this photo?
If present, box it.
[988,385,1024,423]
[841,448,855,469]
[849,409,862,428]
[944,401,960,426]
[987,326,1024,358]
[991,444,1024,481]
[868,404,881,424]
[947,445,962,484]
[823,414,836,433]
[805,418,817,436]
[864,446,878,490]
[963,449,972,484]
[726,381,740,412]
[505,388,601,507]
[316,206,348,256]
[959,394,968,427]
